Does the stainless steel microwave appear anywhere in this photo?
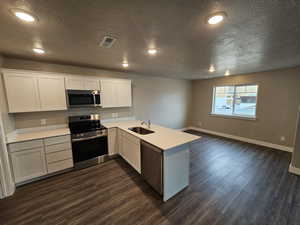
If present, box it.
[67,90,101,108]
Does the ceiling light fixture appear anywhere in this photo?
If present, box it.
[224,69,230,76]
[206,11,227,25]
[148,48,157,55]
[10,8,37,22]
[122,62,129,68]
[209,65,216,73]
[33,48,45,54]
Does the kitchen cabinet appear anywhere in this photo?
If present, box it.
[65,77,100,90]
[38,76,67,111]
[8,135,73,184]
[44,135,73,174]
[118,129,141,173]
[101,79,132,108]
[101,80,117,108]
[116,80,132,107]
[9,139,47,183]
[3,69,67,113]
[3,73,40,113]
[108,128,118,155]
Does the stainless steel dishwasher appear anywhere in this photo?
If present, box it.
[141,141,163,195]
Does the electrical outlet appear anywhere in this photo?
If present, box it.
[112,113,118,118]
[198,121,202,127]
[40,119,47,126]
[280,136,286,142]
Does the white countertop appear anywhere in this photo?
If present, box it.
[6,126,70,144]
[102,120,200,150]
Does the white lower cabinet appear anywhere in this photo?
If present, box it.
[108,128,118,156]
[8,135,73,184]
[44,135,73,174]
[118,129,141,173]
[10,147,47,183]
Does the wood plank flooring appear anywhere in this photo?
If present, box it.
[0,130,299,225]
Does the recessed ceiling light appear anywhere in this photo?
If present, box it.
[207,11,227,25]
[224,69,230,76]
[148,48,157,55]
[122,62,129,68]
[10,8,37,23]
[209,65,216,73]
[33,48,45,54]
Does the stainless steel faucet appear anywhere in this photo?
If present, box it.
[141,120,151,129]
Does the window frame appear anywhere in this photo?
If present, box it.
[211,84,259,120]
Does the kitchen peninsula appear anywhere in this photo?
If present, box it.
[103,120,200,201]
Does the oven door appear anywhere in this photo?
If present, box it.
[67,90,101,107]
[72,135,108,163]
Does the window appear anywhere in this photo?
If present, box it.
[212,84,258,118]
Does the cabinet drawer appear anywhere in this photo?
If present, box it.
[9,139,44,152]
[46,150,72,163]
[44,135,70,146]
[45,142,71,154]
[47,159,73,173]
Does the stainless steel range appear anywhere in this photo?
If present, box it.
[69,114,108,168]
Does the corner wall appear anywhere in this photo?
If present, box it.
[188,67,300,148]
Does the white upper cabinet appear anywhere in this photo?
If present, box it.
[3,72,41,113]
[65,78,84,90]
[101,80,118,108]
[116,80,132,107]
[3,69,67,113]
[66,77,100,90]
[85,79,100,90]
[38,76,67,111]
[101,79,132,108]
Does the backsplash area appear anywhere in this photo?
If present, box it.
[14,107,133,129]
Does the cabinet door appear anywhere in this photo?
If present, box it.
[116,80,132,107]
[101,80,118,108]
[118,129,124,157]
[4,74,40,113]
[108,128,118,155]
[10,147,47,183]
[65,78,85,90]
[38,77,67,111]
[121,134,141,173]
[84,80,100,90]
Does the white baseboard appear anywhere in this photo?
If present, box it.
[289,164,300,175]
[183,127,294,153]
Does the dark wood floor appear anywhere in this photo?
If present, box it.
[1,130,300,225]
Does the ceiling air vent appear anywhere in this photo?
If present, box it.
[99,36,117,48]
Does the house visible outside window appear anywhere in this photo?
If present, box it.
[212,84,258,118]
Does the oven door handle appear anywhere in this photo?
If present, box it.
[72,134,107,143]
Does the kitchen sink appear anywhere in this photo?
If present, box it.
[128,127,154,135]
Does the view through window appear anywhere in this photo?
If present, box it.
[212,85,258,118]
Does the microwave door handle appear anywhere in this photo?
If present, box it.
[93,93,96,106]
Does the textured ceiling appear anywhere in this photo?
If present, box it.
[1,0,300,79]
